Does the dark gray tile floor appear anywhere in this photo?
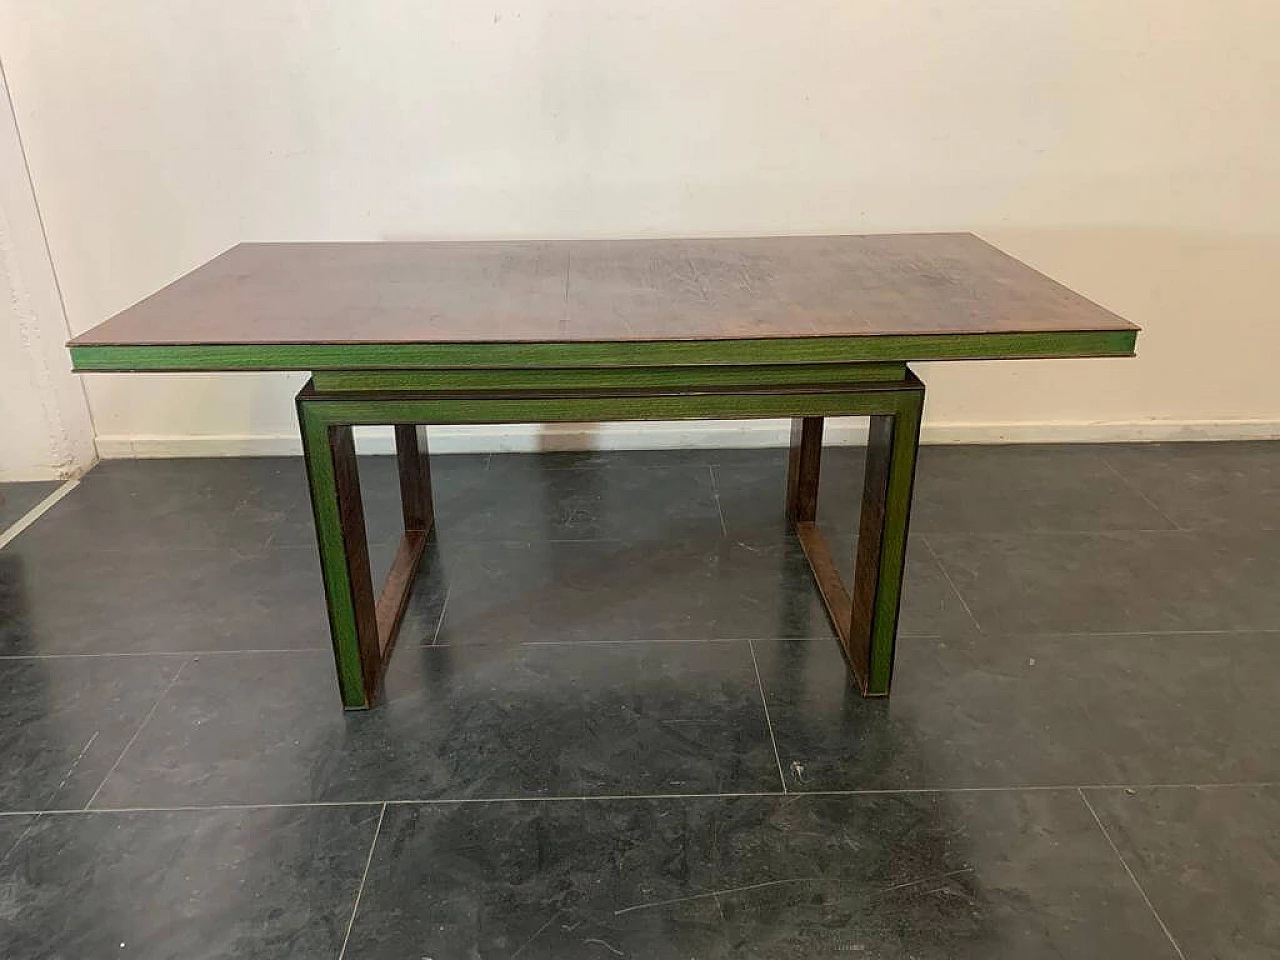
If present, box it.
[0,805,380,958]
[0,480,60,531]
[1,440,1277,958]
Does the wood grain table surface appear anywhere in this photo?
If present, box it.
[69,234,1137,367]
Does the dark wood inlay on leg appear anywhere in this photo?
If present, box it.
[786,417,824,523]
[373,424,437,660]
[375,532,428,657]
[794,520,865,680]
[395,424,435,534]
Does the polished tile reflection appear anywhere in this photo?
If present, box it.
[88,642,781,806]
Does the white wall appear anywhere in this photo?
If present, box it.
[0,1,1276,457]
[0,62,95,480]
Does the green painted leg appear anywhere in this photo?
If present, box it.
[848,388,924,695]
[297,399,380,709]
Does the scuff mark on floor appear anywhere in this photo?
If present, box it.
[509,913,559,959]
[613,866,976,916]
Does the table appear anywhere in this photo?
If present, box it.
[69,234,1139,709]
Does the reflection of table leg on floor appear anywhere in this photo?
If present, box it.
[296,367,923,710]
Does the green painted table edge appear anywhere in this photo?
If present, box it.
[309,362,908,392]
[69,328,1136,372]
[302,383,919,426]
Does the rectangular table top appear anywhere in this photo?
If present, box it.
[69,233,1138,371]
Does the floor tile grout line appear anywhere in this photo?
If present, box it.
[0,478,80,551]
[1077,788,1188,960]
[428,585,452,645]
[0,636,971,662]
[0,800,390,817]
[793,780,1280,796]
[0,648,326,660]
[5,623,1273,660]
[425,637,745,649]
[517,636,744,646]
[12,542,338,558]
[410,625,1280,650]
[707,465,729,536]
[1098,454,1184,532]
[920,536,985,636]
[83,658,193,810]
[338,802,386,960]
[1016,627,1280,639]
[427,636,821,648]
[422,635,866,649]
[747,639,788,793]
[926,527,1192,536]
[3,781,1279,818]
[924,528,1219,542]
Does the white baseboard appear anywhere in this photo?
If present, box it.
[92,418,1280,460]
[923,418,1280,444]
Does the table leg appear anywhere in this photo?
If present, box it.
[395,425,434,534]
[297,412,381,709]
[299,370,921,708]
[373,426,436,678]
[786,381,924,696]
[785,416,823,522]
[298,402,438,709]
[848,396,924,694]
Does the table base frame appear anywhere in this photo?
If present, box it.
[296,368,925,709]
